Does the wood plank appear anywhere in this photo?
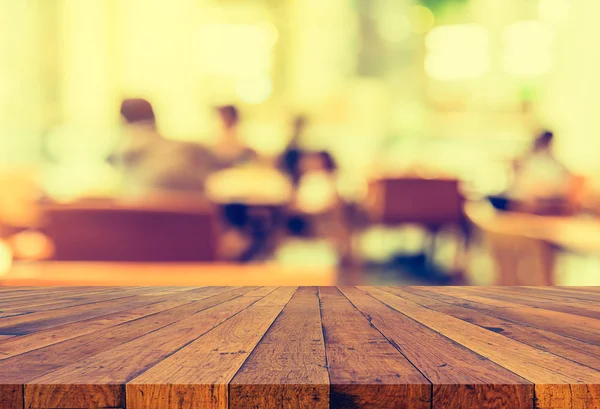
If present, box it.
[397,287,600,370]
[0,287,105,299]
[565,287,600,293]
[0,287,145,309]
[439,286,600,319]
[230,287,329,409]
[24,384,121,409]
[473,287,600,311]
[0,287,213,335]
[0,287,191,313]
[0,291,152,333]
[127,287,298,409]
[408,287,600,344]
[26,290,276,409]
[319,286,431,409]
[0,384,22,409]
[339,286,533,409]
[507,286,600,303]
[0,297,198,359]
[0,287,235,359]
[363,287,600,409]
[1,286,599,409]
[0,287,259,385]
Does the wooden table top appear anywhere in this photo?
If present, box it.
[0,286,598,409]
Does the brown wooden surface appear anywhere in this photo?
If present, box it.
[0,286,598,409]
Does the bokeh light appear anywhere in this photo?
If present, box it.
[426,24,491,81]
[410,5,435,34]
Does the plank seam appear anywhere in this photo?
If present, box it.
[397,287,600,361]
[227,286,301,409]
[121,287,278,383]
[339,287,434,408]
[432,286,600,321]
[1,288,249,363]
[317,287,332,395]
[22,288,268,384]
[362,287,535,397]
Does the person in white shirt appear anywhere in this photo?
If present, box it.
[510,130,572,202]
[111,99,217,198]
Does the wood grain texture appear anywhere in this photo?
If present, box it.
[0,286,599,409]
[339,286,533,409]
[409,287,600,344]
[399,287,600,370]
[319,286,431,409]
[230,287,329,409]
[25,384,121,409]
[362,287,600,409]
[0,384,22,409]
[127,287,298,409]
[25,292,269,407]
[0,287,258,385]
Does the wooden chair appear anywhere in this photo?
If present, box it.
[40,199,218,262]
[367,177,465,228]
[362,177,468,277]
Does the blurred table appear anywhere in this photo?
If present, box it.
[205,166,294,261]
[466,201,600,285]
[205,166,293,206]
[0,261,336,286]
[466,201,600,254]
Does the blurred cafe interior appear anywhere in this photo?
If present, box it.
[1,0,600,286]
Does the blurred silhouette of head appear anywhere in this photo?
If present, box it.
[533,130,554,152]
[293,115,308,132]
[120,98,156,126]
[217,105,240,130]
[300,151,337,174]
[290,115,308,145]
[319,151,337,173]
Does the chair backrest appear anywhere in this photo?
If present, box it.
[41,200,218,262]
[369,177,464,227]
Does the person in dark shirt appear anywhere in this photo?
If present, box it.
[213,105,257,169]
[280,115,308,187]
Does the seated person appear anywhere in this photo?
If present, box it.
[510,131,572,201]
[295,151,339,214]
[212,105,257,169]
[289,151,351,262]
[110,98,217,198]
[500,130,580,214]
[279,115,308,187]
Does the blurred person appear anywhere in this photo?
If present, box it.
[487,130,580,214]
[510,130,572,202]
[287,151,352,264]
[213,105,257,168]
[110,98,217,198]
[295,151,339,214]
[279,115,308,187]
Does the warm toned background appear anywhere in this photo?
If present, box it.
[1,0,600,287]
